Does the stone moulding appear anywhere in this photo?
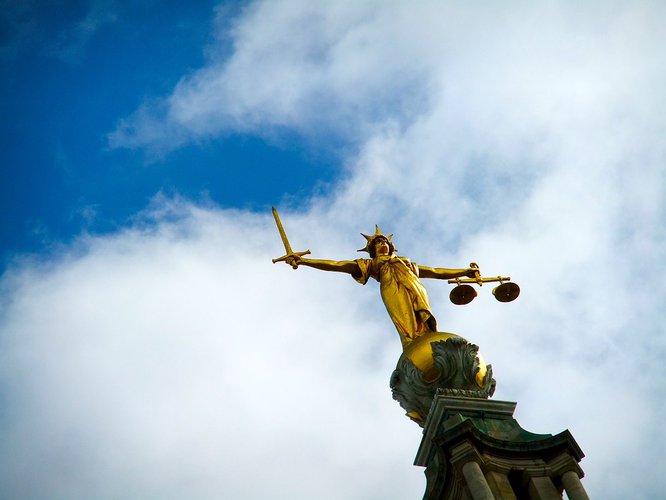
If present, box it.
[413,396,587,500]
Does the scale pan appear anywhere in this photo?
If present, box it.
[450,284,477,305]
[492,282,520,302]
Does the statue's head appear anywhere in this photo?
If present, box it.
[371,236,393,257]
[359,225,395,257]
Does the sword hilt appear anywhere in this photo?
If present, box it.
[272,250,311,269]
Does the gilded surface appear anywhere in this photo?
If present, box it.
[353,255,437,347]
[403,331,487,385]
[274,219,477,348]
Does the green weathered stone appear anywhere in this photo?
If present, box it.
[390,334,496,426]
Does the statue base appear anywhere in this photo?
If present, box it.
[414,395,587,499]
[390,331,496,426]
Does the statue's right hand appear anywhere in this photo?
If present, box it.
[286,254,302,268]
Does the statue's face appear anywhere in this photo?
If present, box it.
[374,238,390,256]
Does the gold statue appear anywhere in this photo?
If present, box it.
[272,208,479,348]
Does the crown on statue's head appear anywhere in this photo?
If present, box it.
[358,225,396,256]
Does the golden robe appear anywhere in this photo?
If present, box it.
[354,255,437,347]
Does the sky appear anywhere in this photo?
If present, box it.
[1,1,665,499]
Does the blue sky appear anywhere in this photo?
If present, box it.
[1,2,665,499]
[1,1,338,269]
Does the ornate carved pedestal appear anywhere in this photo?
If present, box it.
[390,332,495,426]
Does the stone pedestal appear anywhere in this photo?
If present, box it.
[413,395,587,500]
[388,331,588,499]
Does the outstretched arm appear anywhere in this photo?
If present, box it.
[287,255,360,276]
[418,265,478,280]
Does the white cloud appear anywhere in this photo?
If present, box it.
[0,201,423,499]
[5,1,666,498]
[108,0,441,153]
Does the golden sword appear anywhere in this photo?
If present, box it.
[271,207,311,269]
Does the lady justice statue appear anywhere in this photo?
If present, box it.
[269,207,510,348]
[271,207,518,424]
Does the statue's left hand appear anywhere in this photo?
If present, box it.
[465,263,480,279]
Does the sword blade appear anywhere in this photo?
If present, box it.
[272,207,294,255]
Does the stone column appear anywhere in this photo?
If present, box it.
[527,476,560,500]
[485,470,517,500]
[462,461,495,500]
[561,471,589,500]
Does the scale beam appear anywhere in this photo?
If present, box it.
[448,276,512,285]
